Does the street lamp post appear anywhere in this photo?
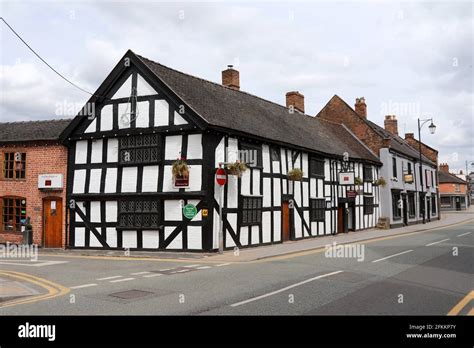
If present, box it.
[417,118,436,224]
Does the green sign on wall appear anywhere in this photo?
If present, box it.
[183,204,198,219]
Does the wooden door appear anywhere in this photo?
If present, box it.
[282,201,290,241]
[337,205,344,233]
[43,198,62,248]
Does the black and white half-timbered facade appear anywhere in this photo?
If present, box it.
[61,50,382,252]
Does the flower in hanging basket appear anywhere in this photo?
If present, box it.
[226,160,248,177]
[288,168,303,181]
[172,157,189,179]
[373,177,387,187]
[354,176,363,186]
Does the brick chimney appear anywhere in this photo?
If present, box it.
[222,65,239,90]
[354,97,367,118]
[405,133,414,140]
[439,163,449,173]
[384,115,398,136]
[382,137,392,148]
[286,91,305,113]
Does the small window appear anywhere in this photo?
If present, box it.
[408,193,416,218]
[392,157,397,178]
[392,191,401,219]
[364,196,374,215]
[3,152,26,179]
[118,199,160,229]
[419,193,424,217]
[119,134,160,165]
[310,199,326,221]
[455,184,460,192]
[241,196,262,226]
[440,196,451,207]
[2,197,26,232]
[363,165,373,182]
[240,143,262,168]
[270,146,280,162]
[407,162,412,175]
[310,158,325,177]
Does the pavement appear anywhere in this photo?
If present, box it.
[0,210,471,315]
[38,206,474,262]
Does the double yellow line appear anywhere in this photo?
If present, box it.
[0,270,70,309]
[447,290,474,316]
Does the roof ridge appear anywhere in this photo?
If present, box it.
[135,53,314,118]
[0,118,72,125]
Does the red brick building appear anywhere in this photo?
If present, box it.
[0,120,71,247]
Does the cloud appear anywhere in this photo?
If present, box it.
[0,1,472,173]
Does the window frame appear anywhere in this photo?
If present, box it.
[117,199,161,230]
[363,165,373,182]
[240,196,263,226]
[3,152,26,180]
[239,143,263,168]
[310,198,326,222]
[363,196,374,215]
[118,134,160,166]
[1,197,27,232]
[392,157,397,178]
[392,191,401,220]
[408,192,416,218]
[270,146,280,162]
[309,157,325,178]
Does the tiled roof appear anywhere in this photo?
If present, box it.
[136,54,380,163]
[0,119,72,143]
[439,171,467,184]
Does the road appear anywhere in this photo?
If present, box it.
[0,221,472,315]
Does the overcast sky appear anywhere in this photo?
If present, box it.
[1,0,472,173]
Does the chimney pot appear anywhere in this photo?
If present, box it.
[222,66,240,90]
[384,115,399,136]
[405,132,414,139]
[354,97,367,118]
[439,163,449,173]
[286,91,305,114]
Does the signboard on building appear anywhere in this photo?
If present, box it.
[38,174,63,190]
[338,172,355,185]
[404,174,414,184]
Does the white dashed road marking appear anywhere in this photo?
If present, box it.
[183,264,201,268]
[97,276,123,281]
[426,238,450,246]
[371,250,413,263]
[131,271,151,275]
[216,263,231,267]
[70,283,98,289]
[110,277,135,283]
[457,232,471,237]
[143,274,162,278]
[230,270,343,307]
[196,266,212,270]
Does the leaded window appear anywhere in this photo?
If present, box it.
[241,196,262,226]
[3,152,26,179]
[310,158,324,177]
[2,197,26,232]
[364,196,374,215]
[363,165,373,182]
[240,143,262,168]
[119,134,160,165]
[310,199,325,221]
[118,199,160,229]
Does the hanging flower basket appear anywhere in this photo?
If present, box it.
[354,176,363,186]
[373,177,387,187]
[172,158,189,179]
[226,161,247,177]
[288,168,303,181]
